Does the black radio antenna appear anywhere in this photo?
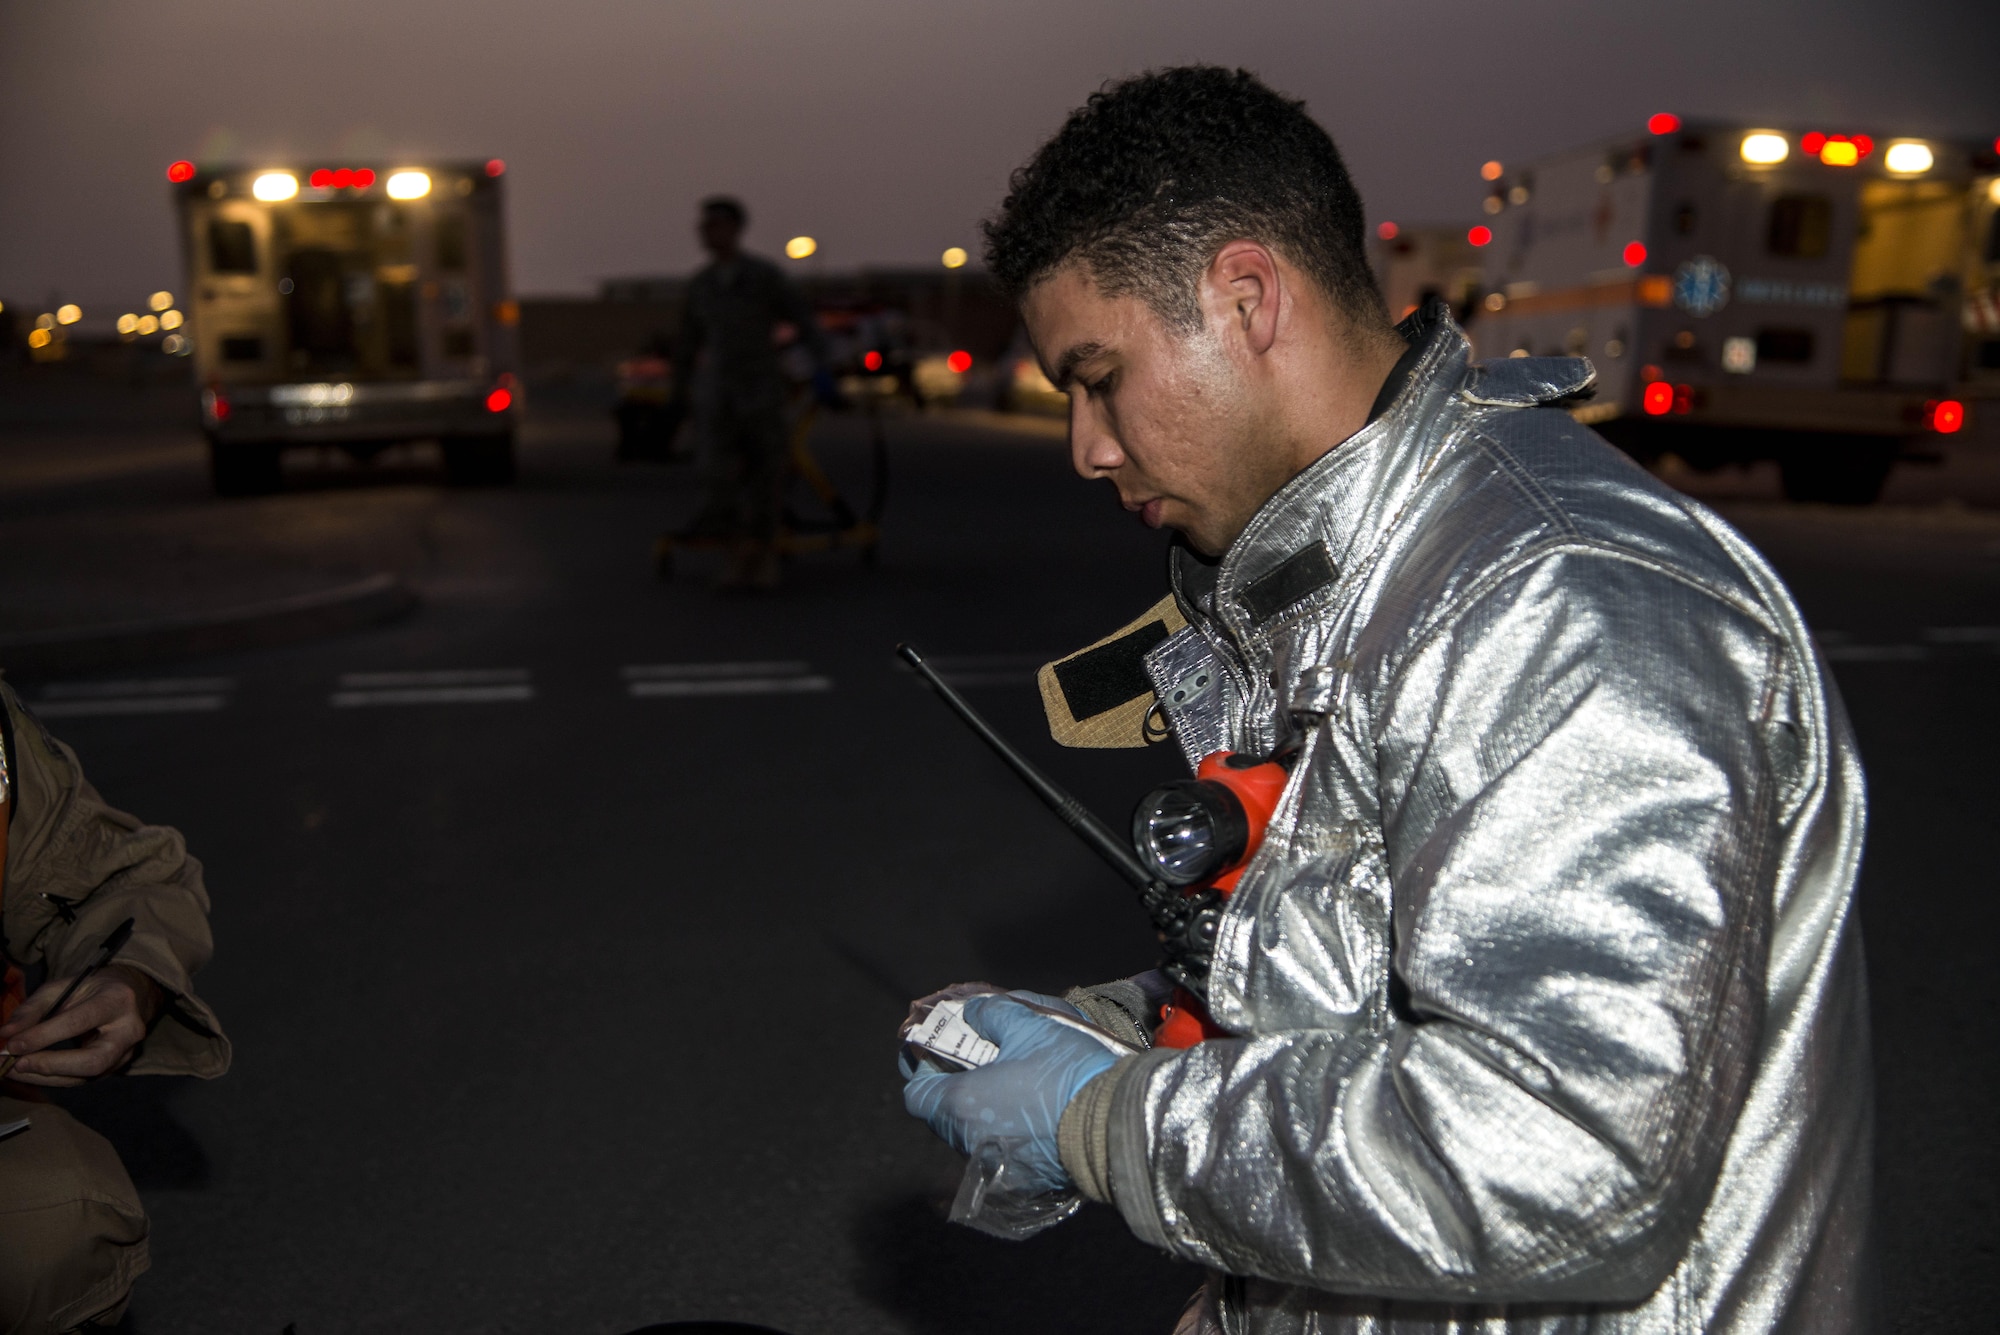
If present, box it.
[897,643,1156,891]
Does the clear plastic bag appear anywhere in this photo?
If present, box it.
[901,983,1127,1239]
[949,1137,1084,1239]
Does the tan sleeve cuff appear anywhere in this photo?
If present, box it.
[1058,1060,1132,1203]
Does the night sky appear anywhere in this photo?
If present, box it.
[2,0,1995,309]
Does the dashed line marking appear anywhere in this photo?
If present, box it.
[33,694,230,719]
[331,668,534,708]
[622,661,829,698]
[337,669,530,688]
[32,676,236,718]
[629,676,831,698]
[622,661,812,681]
[40,676,237,699]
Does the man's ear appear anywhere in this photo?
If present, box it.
[1204,240,1281,357]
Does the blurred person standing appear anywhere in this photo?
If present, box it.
[671,196,827,590]
[0,680,230,1333]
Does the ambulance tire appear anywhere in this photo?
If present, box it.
[443,432,518,486]
[1778,439,1896,505]
[208,438,282,497]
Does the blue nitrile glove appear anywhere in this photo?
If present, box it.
[902,991,1122,1194]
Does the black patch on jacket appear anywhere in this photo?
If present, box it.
[1241,543,1339,623]
[1055,619,1172,721]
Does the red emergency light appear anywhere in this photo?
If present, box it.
[485,159,506,177]
[947,350,973,374]
[1467,225,1493,247]
[862,350,884,372]
[1647,113,1680,136]
[1802,133,1873,166]
[1929,399,1965,434]
[1623,241,1648,267]
[167,160,196,183]
[309,168,378,189]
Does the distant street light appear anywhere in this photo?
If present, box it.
[941,246,968,269]
[149,291,174,312]
[785,236,818,260]
[160,309,184,330]
[55,304,82,325]
[116,313,140,335]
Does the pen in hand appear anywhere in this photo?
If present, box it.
[0,917,137,1082]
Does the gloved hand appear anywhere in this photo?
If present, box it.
[902,990,1123,1195]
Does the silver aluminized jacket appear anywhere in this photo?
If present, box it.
[1099,309,1872,1332]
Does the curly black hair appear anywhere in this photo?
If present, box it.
[984,66,1385,332]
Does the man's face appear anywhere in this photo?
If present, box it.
[699,210,743,258]
[1022,264,1288,557]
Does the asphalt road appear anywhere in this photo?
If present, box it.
[3,381,1996,1333]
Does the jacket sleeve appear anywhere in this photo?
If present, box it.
[1100,551,1790,1303]
[1,681,231,1078]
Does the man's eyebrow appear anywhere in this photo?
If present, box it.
[1050,340,1106,390]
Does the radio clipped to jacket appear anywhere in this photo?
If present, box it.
[898,643,1290,1048]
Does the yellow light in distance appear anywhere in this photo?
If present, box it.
[941,246,968,269]
[252,171,299,201]
[55,304,82,325]
[1884,141,1934,175]
[149,290,174,312]
[784,236,817,260]
[1739,133,1789,165]
[27,328,51,349]
[1989,178,2000,206]
[1480,160,1504,181]
[159,309,184,330]
[1819,140,1859,167]
[33,312,54,330]
[136,314,160,335]
[385,171,432,200]
[116,313,140,335]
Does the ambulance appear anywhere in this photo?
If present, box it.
[1466,117,2000,502]
[170,158,520,494]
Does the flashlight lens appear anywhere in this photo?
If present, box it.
[1134,779,1249,887]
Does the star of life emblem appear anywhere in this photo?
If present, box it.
[1674,256,1732,317]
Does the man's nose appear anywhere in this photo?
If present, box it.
[1069,398,1123,480]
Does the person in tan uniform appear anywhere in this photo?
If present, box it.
[0,679,230,1333]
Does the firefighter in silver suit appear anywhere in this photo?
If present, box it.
[903,67,1871,1333]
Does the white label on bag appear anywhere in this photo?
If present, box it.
[909,998,1001,1069]
[908,996,1139,1071]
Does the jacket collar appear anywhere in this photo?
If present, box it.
[1169,302,1595,650]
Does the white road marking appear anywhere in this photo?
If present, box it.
[40,676,237,700]
[331,684,535,708]
[32,694,229,719]
[629,676,831,698]
[622,661,812,681]
[336,668,531,688]
[330,668,534,707]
